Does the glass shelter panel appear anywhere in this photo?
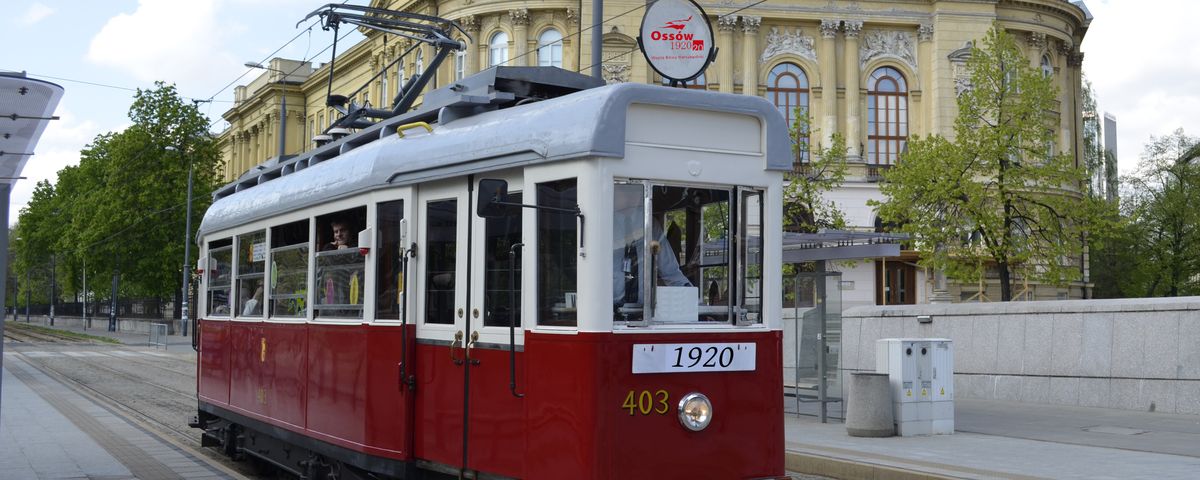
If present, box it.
[784,269,844,420]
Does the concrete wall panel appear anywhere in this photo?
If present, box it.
[1109,379,1142,411]
[995,316,1025,374]
[1179,314,1200,379]
[1140,379,1176,414]
[1020,376,1051,404]
[1023,316,1054,375]
[1143,312,1181,379]
[1078,378,1111,408]
[1048,376,1080,406]
[1111,315,1146,378]
[1051,313,1084,377]
[1080,313,1114,377]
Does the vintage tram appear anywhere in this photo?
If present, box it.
[191,66,790,479]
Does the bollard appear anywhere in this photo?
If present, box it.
[846,372,895,437]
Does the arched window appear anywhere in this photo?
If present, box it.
[538,29,563,68]
[454,38,467,80]
[867,67,908,166]
[415,49,424,76]
[396,61,406,97]
[660,72,706,89]
[765,63,810,165]
[1040,54,1053,79]
[489,31,509,67]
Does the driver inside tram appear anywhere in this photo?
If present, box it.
[612,185,692,311]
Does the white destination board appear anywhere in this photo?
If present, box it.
[632,343,756,374]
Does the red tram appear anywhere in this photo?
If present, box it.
[191,66,790,479]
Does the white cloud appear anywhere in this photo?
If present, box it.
[1081,0,1200,173]
[20,3,54,25]
[86,0,237,87]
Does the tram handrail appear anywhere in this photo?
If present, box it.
[395,122,433,138]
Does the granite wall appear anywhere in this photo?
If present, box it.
[841,297,1200,415]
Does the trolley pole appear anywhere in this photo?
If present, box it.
[591,0,602,80]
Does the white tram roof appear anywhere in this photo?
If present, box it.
[199,75,791,237]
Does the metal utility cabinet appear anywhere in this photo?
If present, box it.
[877,338,954,436]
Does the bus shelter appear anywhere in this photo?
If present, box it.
[781,230,906,423]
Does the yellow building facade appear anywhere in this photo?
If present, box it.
[219,0,1091,304]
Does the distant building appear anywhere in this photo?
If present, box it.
[1103,112,1118,203]
[220,0,1093,306]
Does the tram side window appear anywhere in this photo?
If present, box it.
[425,199,457,325]
[613,182,736,324]
[485,192,522,327]
[376,200,404,321]
[237,231,267,318]
[207,239,233,317]
[537,179,577,327]
[315,207,367,319]
[270,220,309,318]
[740,190,764,323]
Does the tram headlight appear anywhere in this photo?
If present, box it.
[677,392,713,431]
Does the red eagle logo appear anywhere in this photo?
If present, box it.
[662,16,692,31]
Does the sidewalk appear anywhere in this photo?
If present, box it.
[785,398,1200,479]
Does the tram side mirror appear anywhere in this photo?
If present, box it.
[478,179,517,218]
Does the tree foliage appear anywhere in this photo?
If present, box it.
[783,107,847,233]
[13,82,222,305]
[871,26,1109,301]
[1099,129,1200,297]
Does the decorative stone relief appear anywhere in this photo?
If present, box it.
[1027,32,1046,50]
[602,63,629,84]
[718,15,739,32]
[508,9,530,26]
[859,30,916,69]
[819,20,839,39]
[918,24,934,42]
[1068,51,1084,67]
[566,9,579,26]
[1055,39,1072,56]
[760,27,816,63]
[741,16,761,34]
[459,15,480,33]
[947,41,973,96]
[842,20,862,38]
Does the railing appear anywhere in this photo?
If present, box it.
[149,323,169,349]
[866,163,891,182]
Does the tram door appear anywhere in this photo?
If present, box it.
[414,176,526,478]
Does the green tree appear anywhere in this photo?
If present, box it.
[783,107,847,233]
[14,82,222,304]
[1116,129,1200,297]
[872,26,1107,301]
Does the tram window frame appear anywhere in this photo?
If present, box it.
[484,191,523,328]
[738,188,765,325]
[313,207,368,320]
[536,178,578,327]
[424,198,458,325]
[235,230,267,319]
[613,180,754,326]
[375,200,405,322]
[206,238,234,318]
[269,219,310,320]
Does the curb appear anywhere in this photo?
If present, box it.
[786,450,960,480]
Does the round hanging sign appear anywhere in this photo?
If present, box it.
[638,0,715,83]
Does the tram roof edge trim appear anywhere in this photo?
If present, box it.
[198,81,790,237]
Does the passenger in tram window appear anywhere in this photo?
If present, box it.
[324,218,356,251]
[241,285,264,316]
[612,186,691,309]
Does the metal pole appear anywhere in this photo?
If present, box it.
[109,267,119,332]
[0,183,12,411]
[25,268,30,322]
[182,162,193,337]
[816,260,827,424]
[49,255,55,326]
[591,0,602,79]
[83,258,88,330]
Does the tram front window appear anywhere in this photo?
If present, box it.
[613,182,760,325]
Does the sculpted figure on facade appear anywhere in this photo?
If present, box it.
[859,30,916,69]
[602,63,630,84]
[761,27,816,63]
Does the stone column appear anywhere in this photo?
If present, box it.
[510,9,530,66]
[717,15,738,93]
[461,16,481,76]
[917,24,934,136]
[1069,50,1085,169]
[843,20,863,159]
[565,9,580,71]
[741,16,761,95]
[818,19,839,146]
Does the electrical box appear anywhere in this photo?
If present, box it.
[877,338,953,436]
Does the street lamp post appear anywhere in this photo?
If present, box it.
[167,145,193,337]
[49,254,55,326]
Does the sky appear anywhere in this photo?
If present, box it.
[3,0,1198,226]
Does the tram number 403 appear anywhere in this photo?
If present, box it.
[632,343,756,374]
[622,389,671,416]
